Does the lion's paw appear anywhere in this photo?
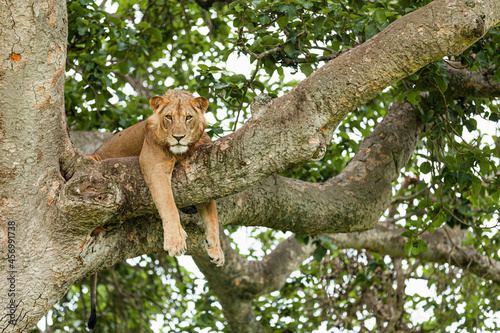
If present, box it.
[205,238,224,267]
[164,225,187,256]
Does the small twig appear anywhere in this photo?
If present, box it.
[391,187,429,205]
[384,209,426,224]
[232,58,261,131]
[304,45,339,57]
[443,206,500,230]
[217,93,240,108]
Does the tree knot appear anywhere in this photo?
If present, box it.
[250,93,273,120]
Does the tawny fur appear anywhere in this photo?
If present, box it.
[87,89,224,266]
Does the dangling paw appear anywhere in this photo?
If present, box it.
[163,225,187,256]
[205,236,224,266]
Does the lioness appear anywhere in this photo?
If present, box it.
[85,89,224,329]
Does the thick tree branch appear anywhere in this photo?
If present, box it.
[57,97,421,301]
[327,223,500,285]
[216,101,422,233]
[445,66,500,98]
[193,222,500,331]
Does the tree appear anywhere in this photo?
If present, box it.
[1,0,499,332]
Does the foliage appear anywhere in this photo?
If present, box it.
[49,0,500,332]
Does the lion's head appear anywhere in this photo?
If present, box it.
[147,89,208,155]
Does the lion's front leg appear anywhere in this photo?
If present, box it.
[140,146,187,256]
[161,212,188,256]
[196,200,224,266]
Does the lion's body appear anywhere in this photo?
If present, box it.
[86,90,224,328]
[88,89,223,263]
[91,121,146,161]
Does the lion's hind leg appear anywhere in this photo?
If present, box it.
[196,200,224,266]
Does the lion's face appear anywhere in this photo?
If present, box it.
[148,90,208,155]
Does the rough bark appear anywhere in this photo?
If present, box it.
[446,66,500,98]
[327,223,500,285]
[1,0,500,331]
[0,0,68,331]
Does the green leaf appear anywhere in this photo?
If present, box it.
[262,36,282,45]
[96,93,107,107]
[287,5,297,19]
[457,171,472,186]
[404,241,412,256]
[313,244,328,262]
[464,118,477,132]
[77,25,87,35]
[365,23,379,38]
[417,239,428,253]
[255,1,267,10]
[116,41,129,51]
[300,64,314,76]
[411,243,421,255]
[445,155,457,168]
[117,61,129,74]
[373,8,387,25]
[493,68,500,82]
[229,0,243,9]
[407,91,421,105]
[401,230,414,238]
[471,176,482,194]
[259,14,271,25]
[229,74,247,83]
[420,161,432,174]
[251,80,265,90]
[213,82,231,90]
[314,16,326,35]
[145,27,163,43]
[476,50,488,67]
[479,157,490,175]
[277,16,288,29]
[108,16,123,26]
[434,75,448,92]
[283,43,294,54]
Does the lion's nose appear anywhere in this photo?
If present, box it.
[173,135,185,142]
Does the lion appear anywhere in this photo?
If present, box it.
[85,89,224,329]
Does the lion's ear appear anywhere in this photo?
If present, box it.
[190,97,209,113]
[150,96,169,113]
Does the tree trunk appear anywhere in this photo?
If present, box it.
[0,0,69,331]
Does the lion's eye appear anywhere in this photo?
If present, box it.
[186,115,193,120]
[166,115,172,120]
